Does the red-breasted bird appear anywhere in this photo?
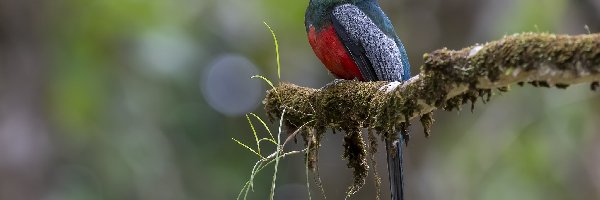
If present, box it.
[305,0,410,199]
[305,0,410,82]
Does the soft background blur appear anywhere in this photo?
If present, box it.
[0,0,599,199]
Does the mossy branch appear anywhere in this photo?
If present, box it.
[265,33,599,134]
[262,32,600,195]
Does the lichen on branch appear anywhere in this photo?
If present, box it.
[263,32,600,194]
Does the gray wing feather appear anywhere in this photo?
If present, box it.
[331,12,378,81]
[332,4,404,82]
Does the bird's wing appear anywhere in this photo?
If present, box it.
[331,9,377,81]
[331,4,404,82]
[365,3,412,81]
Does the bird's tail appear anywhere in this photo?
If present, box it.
[386,133,405,200]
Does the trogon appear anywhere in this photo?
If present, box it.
[305,0,411,199]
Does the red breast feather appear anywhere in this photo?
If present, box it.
[308,24,363,81]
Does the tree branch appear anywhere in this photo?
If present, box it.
[264,33,600,136]
[261,33,600,195]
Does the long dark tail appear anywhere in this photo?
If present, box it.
[386,134,404,200]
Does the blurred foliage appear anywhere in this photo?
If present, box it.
[2,0,598,199]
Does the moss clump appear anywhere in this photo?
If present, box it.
[342,126,368,195]
[420,112,435,137]
[366,128,382,199]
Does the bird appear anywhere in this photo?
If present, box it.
[305,0,410,199]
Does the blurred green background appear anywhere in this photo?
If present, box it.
[0,0,599,199]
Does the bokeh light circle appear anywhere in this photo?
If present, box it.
[202,55,263,116]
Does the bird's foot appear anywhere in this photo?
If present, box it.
[320,79,349,90]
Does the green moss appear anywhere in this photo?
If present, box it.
[342,126,368,195]
[366,128,382,199]
[420,112,434,137]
